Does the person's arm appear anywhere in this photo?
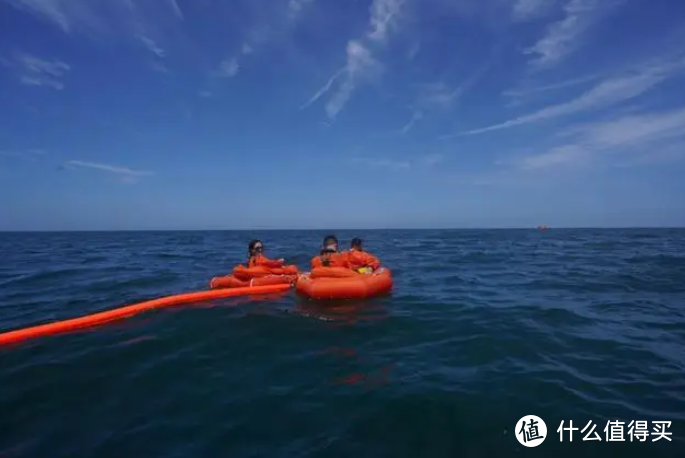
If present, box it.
[364,252,381,270]
[255,255,285,268]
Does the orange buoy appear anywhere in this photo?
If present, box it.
[296,267,393,300]
[0,283,291,347]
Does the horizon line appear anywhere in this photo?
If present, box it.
[1,226,684,233]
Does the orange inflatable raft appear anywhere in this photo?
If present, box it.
[210,264,299,289]
[295,267,393,300]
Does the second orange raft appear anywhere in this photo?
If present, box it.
[210,264,299,289]
[295,267,393,300]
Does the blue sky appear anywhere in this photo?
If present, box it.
[1,0,684,230]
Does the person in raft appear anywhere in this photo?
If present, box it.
[346,237,381,274]
[310,235,350,269]
[247,239,285,268]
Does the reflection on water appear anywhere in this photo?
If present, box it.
[193,290,291,309]
[319,345,395,388]
[294,298,394,388]
[114,335,158,347]
[293,298,390,325]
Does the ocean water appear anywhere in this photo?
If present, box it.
[0,229,684,457]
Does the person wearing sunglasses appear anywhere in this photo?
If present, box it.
[247,239,286,268]
[310,234,350,269]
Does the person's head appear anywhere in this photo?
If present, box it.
[351,238,363,250]
[321,235,339,254]
[248,239,264,256]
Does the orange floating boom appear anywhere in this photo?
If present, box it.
[0,283,291,347]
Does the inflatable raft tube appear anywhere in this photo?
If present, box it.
[0,283,291,347]
[210,274,298,289]
[296,267,393,300]
[232,264,299,281]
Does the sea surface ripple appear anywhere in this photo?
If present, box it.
[0,229,684,457]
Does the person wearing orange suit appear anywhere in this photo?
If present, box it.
[247,239,285,268]
[310,235,350,269]
[346,237,381,273]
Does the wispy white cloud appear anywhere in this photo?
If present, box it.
[351,156,411,171]
[19,75,62,90]
[421,153,444,167]
[512,0,557,22]
[242,26,271,52]
[367,0,404,43]
[407,42,420,60]
[419,60,490,108]
[299,67,346,110]
[447,53,685,137]
[428,0,509,25]
[215,1,315,82]
[0,149,45,161]
[304,0,404,119]
[524,0,611,68]
[166,0,184,20]
[512,106,685,170]
[576,106,685,149]
[214,43,254,80]
[325,41,381,119]
[214,58,239,78]
[138,35,165,58]
[21,54,70,83]
[502,73,600,104]
[401,111,424,134]
[1,0,183,55]
[351,152,444,171]
[150,61,170,73]
[1,0,72,32]
[1,53,71,89]
[616,142,685,168]
[65,160,153,177]
[287,0,316,20]
[417,82,462,108]
[517,144,589,170]
[401,57,492,134]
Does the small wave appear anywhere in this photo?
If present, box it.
[1,229,685,456]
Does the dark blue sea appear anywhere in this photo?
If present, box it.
[0,229,684,457]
